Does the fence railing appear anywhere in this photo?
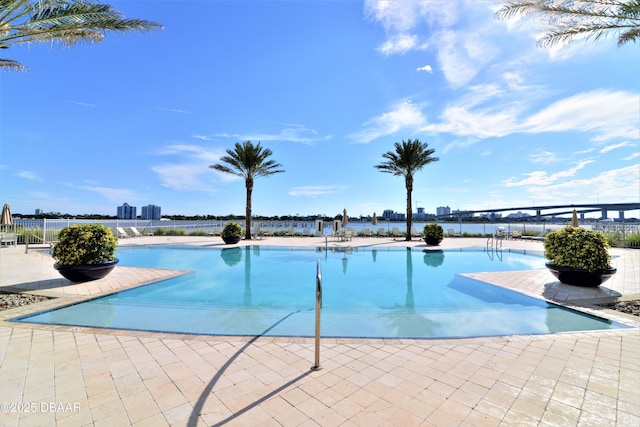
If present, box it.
[5,219,640,249]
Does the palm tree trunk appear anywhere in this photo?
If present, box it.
[405,175,413,241]
[245,180,253,240]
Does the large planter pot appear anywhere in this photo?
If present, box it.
[424,237,443,246]
[222,236,241,244]
[545,263,617,287]
[54,259,119,283]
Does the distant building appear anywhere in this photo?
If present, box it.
[452,209,474,219]
[117,203,137,219]
[480,212,503,221]
[141,204,161,220]
[413,207,430,220]
[506,211,530,219]
[436,206,451,217]
[382,209,406,221]
[35,208,43,216]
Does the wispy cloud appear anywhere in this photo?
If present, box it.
[416,65,433,73]
[18,171,42,181]
[365,0,457,57]
[158,107,192,114]
[529,151,558,164]
[525,164,640,204]
[521,91,639,141]
[378,33,427,55]
[214,125,331,145]
[289,185,348,197]
[436,29,498,88]
[350,101,428,143]
[83,186,138,203]
[153,145,228,191]
[504,160,594,187]
[600,141,635,154]
[67,101,96,108]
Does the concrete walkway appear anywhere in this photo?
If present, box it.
[0,236,638,426]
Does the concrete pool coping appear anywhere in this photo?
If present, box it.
[1,236,639,426]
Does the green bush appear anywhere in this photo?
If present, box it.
[221,222,243,239]
[544,227,611,272]
[423,223,444,245]
[52,224,117,266]
[153,227,186,236]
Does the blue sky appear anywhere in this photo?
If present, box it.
[1,0,638,219]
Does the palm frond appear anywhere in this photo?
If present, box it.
[496,0,640,46]
[0,56,25,70]
[0,0,162,69]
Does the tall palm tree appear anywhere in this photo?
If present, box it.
[375,139,439,242]
[0,0,162,71]
[496,0,640,47]
[210,141,285,240]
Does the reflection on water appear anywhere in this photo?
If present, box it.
[16,246,631,338]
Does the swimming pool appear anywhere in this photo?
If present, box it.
[15,246,630,338]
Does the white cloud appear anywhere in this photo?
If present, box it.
[504,160,594,187]
[158,107,192,114]
[522,90,638,141]
[67,101,96,108]
[529,151,558,164]
[289,185,348,197]
[83,186,138,203]
[214,125,331,145]
[365,0,458,56]
[424,89,638,144]
[378,33,427,55]
[152,145,228,191]
[18,171,42,181]
[351,101,428,143]
[525,164,640,204]
[600,141,635,154]
[416,65,433,73]
[436,29,498,87]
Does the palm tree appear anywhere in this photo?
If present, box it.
[0,0,162,71]
[210,141,285,240]
[375,139,439,242]
[496,0,640,47]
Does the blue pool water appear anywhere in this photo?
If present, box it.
[15,246,630,338]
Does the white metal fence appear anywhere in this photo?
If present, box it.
[5,218,640,249]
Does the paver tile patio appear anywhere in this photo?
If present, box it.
[1,236,638,426]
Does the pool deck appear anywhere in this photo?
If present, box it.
[0,236,638,426]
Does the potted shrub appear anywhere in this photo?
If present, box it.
[52,224,119,282]
[544,226,616,287]
[423,223,444,246]
[221,222,243,244]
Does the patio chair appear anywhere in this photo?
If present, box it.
[116,227,130,238]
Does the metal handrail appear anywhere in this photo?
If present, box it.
[311,260,322,371]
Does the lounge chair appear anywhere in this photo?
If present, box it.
[129,227,152,237]
[251,225,263,239]
[447,228,461,237]
[116,227,130,238]
[376,228,388,237]
[390,227,401,238]
[0,232,17,246]
[362,228,372,237]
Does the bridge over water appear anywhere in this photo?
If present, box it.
[448,203,640,221]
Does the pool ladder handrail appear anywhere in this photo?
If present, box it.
[311,260,322,371]
[486,233,503,251]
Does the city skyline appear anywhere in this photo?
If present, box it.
[1,1,638,219]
